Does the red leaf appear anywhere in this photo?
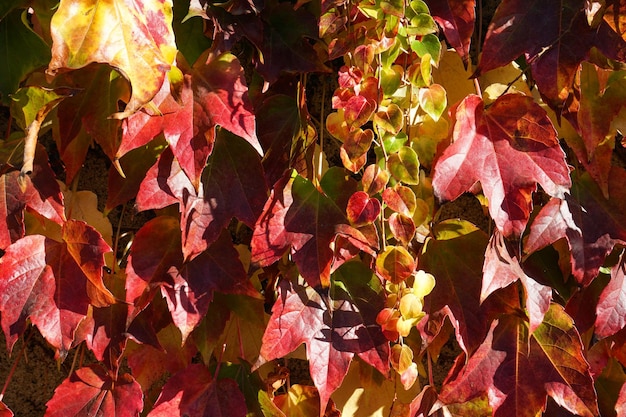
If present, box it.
[617,382,626,417]
[162,230,258,342]
[476,0,626,108]
[55,65,128,183]
[0,142,65,249]
[426,0,475,66]
[137,131,267,261]
[0,402,13,417]
[596,252,626,338]
[432,94,571,237]
[193,52,260,151]
[121,52,259,187]
[126,216,183,306]
[258,266,389,414]
[346,191,380,226]
[526,167,626,285]
[45,366,143,417]
[251,170,348,288]
[0,220,113,357]
[420,229,521,354]
[440,305,598,417]
[181,131,268,259]
[125,216,256,341]
[148,364,246,417]
[482,230,552,332]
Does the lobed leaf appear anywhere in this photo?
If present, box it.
[48,0,177,117]
[432,94,571,237]
[45,366,143,417]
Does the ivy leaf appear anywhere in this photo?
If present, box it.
[148,364,246,417]
[432,94,571,237]
[0,142,65,249]
[54,65,129,183]
[0,8,51,104]
[125,216,257,342]
[475,0,626,108]
[48,0,177,118]
[251,170,348,288]
[426,0,475,67]
[0,220,113,357]
[45,366,143,417]
[439,305,598,417]
[162,229,259,342]
[137,130,267,260]
[525,167,626,285]
[121,52,259,187]
[254,3,331,83]
[482,230,552,332]
[182,130,268,259]
[420,229,521,354]
[0,402,13,417]
[258,265,388,415]
[595,252,626,338]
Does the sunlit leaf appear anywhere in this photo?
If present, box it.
[48,0,177,117]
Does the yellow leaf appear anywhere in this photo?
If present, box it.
[48,0,177,118]
[432,48,475,115]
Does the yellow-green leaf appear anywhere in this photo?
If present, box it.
[48,0,177,118]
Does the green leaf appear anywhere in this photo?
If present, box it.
[419,84,447,121]
[0,9,51,104]
[387,146,420,184]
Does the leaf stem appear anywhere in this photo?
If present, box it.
[0,330,34,402]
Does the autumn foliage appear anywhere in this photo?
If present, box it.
[2,0,626,415]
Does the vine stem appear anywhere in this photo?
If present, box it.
[0,330,34,402]
[427,349,434,386]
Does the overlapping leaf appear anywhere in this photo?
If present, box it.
[148,364,246,417]
[0,220,113,357]
[120,52,259,187]
[251,170,349,288]
[54,65,129,183]
[48,0,177,117]
[257,263,389,414]
[426,0,475,66]
[482,230,552,332]
[137,130,267,260]
[0,142,65,249]
[420,227,522,354]
[432,93,571,237]
[595,252,626,338]
[45,366,143,417]
[475,0,626,108]
[440,305,598,417]
[125,216,257,342]
[525,167,626,285]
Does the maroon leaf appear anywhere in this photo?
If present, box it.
[483,230,552,332]
[596,252,626,338]
[0,220,113,357]
[476,0,626,108]
[525,167,626,285]
[426,0,475,66]
[420,229,521,354]
[251,170,348,288]
[120,52,259,187]
[432,94,571,237]
[45,366,142,417]
[440,305,598,417]
[55,64,128,183]
[181,130,268,259]
[137,131,267,260]
[148,364,246,417]
[0,142,65,249]
[254,3,331,83]
[162,230,259,342]
[257,264,389,414]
